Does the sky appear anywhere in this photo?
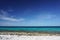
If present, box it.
[0,0,60,26]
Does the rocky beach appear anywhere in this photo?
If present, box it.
[0,32,60,36]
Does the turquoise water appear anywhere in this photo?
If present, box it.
[0,28,60,32]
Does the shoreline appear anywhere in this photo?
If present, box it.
[0,32,60,36]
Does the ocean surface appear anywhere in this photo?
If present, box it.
[0,26,60,32]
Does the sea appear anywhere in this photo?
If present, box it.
[0,26,60,32]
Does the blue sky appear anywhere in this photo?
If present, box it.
[0,0,60,26]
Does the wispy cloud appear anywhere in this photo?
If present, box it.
[37,14,57,20]
[0,10,8,16]
[0,10,24,22]
[0,16,24,22]
[25,14,58,26]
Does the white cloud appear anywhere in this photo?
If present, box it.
[0,17,24,22]
[0,10,24,22]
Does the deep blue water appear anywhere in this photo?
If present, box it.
[0,26,60,32]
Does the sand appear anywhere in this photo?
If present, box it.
[0,35,60,40]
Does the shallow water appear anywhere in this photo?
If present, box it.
[0,27,60,32]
